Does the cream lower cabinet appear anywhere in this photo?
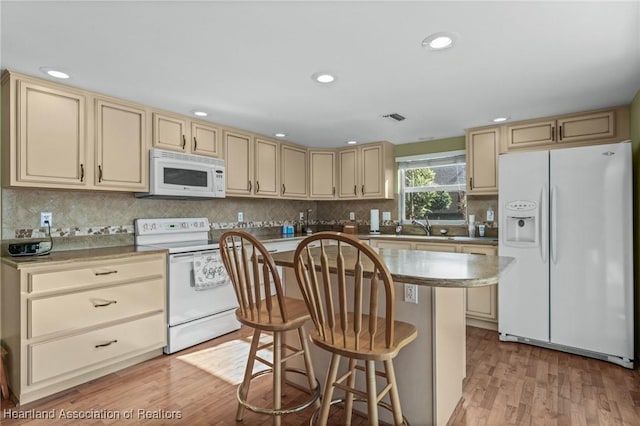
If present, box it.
[0,252,167,404]
[369,239,498,330]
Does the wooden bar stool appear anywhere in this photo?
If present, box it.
[219,231,320,426]
[293,232,417,426]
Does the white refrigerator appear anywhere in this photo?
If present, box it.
[498,142,633,368]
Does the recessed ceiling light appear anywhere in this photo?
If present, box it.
[193,111,208,117]
[312,72,336,84]
[347,140,357,145]
[39,67,70,79]
[422,32,456,51]
[493,117,509,122]
[274,133,286,138]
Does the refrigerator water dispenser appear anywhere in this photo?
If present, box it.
[504,200,538,246]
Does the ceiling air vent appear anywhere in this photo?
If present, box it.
[383,113,406,122]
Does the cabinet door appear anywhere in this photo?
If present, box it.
[337,148,358,198]
[224,131,253,195]
[466,128,499,195]
[17,80,86,187]
[370,240,412,250]
[361,144,383,198]
[459,245,498,321]
[254,138,279,197]
[152,112,188,152]
[191,121,220,158]
[506,120,556,149]
[413,243,457,252]
[280,144,308,198]
[557,110,615,144]
[95,99,147,190]
[309,150,336,199]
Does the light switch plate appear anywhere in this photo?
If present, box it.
[382,211,391,221]
[237,212,244,222]
[349,212,355,221]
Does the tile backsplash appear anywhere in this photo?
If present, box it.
[2,188,497,249]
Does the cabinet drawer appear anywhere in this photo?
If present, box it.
[29,279,165,338]
[27,255,165,293]
[29,313,165,385]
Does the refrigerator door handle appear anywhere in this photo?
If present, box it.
[550,185,558,264]
[540,186,547,263]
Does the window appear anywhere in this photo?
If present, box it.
[397,150,466,224]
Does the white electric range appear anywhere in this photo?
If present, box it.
[135,217,240,354]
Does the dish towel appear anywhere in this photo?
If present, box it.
[192,253,229,291]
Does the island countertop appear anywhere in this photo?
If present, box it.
[270,245,513,288]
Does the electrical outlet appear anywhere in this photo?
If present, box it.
[404,283,418,304]
[382,211,391,221]
[40,212,53,227]
[237,212,244,222]
[299,211,304,221]
[349,212,355,221]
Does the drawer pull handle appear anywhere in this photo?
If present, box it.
[94,270,118,276]
[93,299,117,308]
[95,339,118,348]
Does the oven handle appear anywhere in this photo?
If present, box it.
[170,250,220,264]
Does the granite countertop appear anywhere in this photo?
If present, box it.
[270,245,513,288]
[1,245,167,269]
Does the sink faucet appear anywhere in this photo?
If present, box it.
[411,219,432,236]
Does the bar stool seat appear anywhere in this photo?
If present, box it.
[220,231,321,426]
[293,232,417,426]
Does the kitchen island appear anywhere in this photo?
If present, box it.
[270,246,513,426]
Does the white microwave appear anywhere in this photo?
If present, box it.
[136,149,225,199]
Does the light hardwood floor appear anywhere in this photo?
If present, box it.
[2,326,639,425]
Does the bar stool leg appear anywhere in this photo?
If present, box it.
[237,329,262,421]
[365,360,379,425]
[272,332,282,426]
[344,358,358,425]
[385,359,404,425]
[298,327,320,408]
[318,353,341,425]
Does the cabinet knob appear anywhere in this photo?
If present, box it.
[470,177,473,189]
[80,164,84,182]
[558,125,563,141]
[93,299,117,308]
[98,165,103,183]
[94,270,117,276]
[552,126,556,142]
[353,185,357,196]
[332,186,335,196]
[256,181,260,193]
[193,136,198,151]
[182,135,186,149]
[361,184,365,195]
[282,184,286,195]
[248,181,252,191]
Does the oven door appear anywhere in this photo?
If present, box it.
[168,250,238,327]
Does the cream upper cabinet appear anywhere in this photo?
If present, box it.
[309,150,336,199]
[505,107,627,150]
[254,137,279,197]
[152,111,221,158]
[95,98,147,191]
[459,245,498,324]
[1,71,150,192]
[6,78,87,188]
[224,130,254,196]
[280,143,308,199]
[191,121,221,158]
[337,142,394,199]
[152,111,188,152]
[465,127,499,195]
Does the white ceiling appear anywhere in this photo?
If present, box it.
[2,1,640,148]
